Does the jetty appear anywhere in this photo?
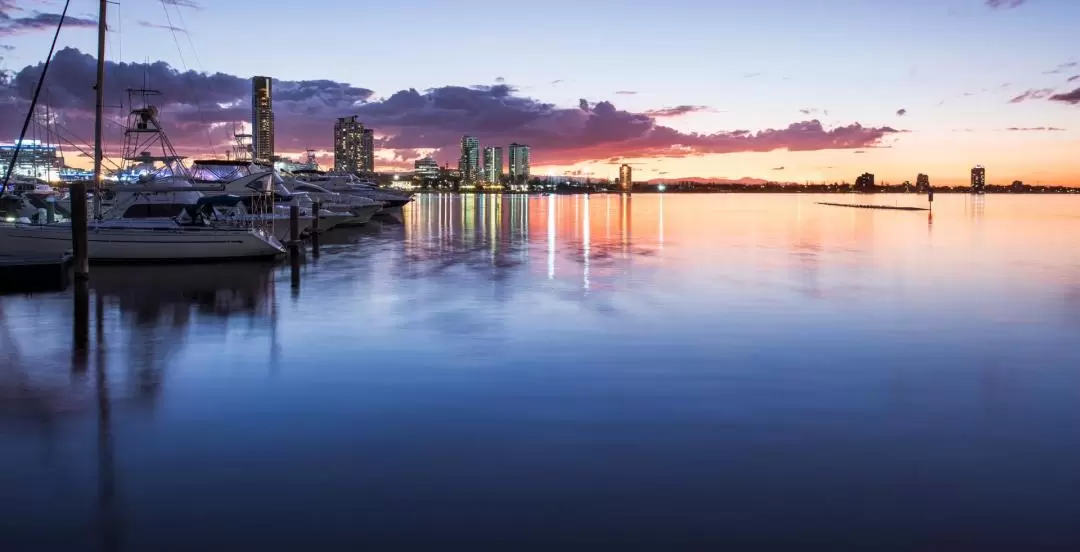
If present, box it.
[817,202,929,212]
[0,252,73,294]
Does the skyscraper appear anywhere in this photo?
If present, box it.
[508,143,530,184]
[414,156,440,179]
[483,146,503,185]
[360,128,375,173]
[334,116,364,174]
[459,136,480,184]
[619,164,633,191]
[971,165,986,192]
[251,76,274,164]
[916,173,930,193]
[855,172,875,191]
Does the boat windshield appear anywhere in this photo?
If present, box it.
[293,183,333,194]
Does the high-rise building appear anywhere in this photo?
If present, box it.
[414,156,440,179]
[971,165,986,192]
[483,146,503,184]
[251,76,274,164]
[334,115,364,174]
[916,173,930,192]
[619,164,633,191]
[508,143,530,184]
[459,136,480,184]
[855,172,875,191]
[360,128,375,173]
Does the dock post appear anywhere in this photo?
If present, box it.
[289,204,300,258]
[46,199,55,224]
[70,182,89,280]
[311,201,321,257]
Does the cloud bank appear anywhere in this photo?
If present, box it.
[0,48,904,169]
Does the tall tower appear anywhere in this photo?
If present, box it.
[971,165,986,193]
[483,146,503,185]
[360,128,375,173]
[459,136,480,184]
[619,164,633,191]
[251,76,274,164]
[334,116,364,174]
[916,173,930,193]
[508,143,530,184]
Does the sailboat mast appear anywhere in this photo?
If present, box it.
[92,0,107,219]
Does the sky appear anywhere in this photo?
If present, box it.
[1,0,1079,185]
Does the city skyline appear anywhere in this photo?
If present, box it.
[0,0,1078,185]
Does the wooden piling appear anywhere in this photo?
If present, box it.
[311,201,321,257]
[70,181,89,279]
[289,203,300,257]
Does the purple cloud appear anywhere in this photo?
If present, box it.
[1009,88,1055,103]
[1068,76,1080,83]
[1049,88,1080,105]
[896,108,907,116]
[162,0,201,8]
[642,105,710,118]
[1005,127,1067,131]
[985,0,1028,8]
[0,8,97,36]
[138,20,187,33]
[0,48,903,169]
[614,90,638,95]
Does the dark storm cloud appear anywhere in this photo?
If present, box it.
[0,49,903,166]
[896,108,907,116]
[1049,88,1080,105]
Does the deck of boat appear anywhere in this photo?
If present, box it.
[0,253,73,293]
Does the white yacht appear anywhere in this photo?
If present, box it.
[283,180,382,226]
[0,219,285,261]
[290,170,413,216]
[190,159,356,233]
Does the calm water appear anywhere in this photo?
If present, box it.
[2,193,1080,551]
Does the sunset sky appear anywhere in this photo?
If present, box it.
[1,0,1078,185]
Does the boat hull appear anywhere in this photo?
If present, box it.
[0,223,285,261]
[332,204,381,227]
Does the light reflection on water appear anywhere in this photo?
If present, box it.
[2,193,1080,550]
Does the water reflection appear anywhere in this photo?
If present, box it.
[1,194,1080,550]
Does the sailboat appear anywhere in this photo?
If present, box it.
[0,3,285,262]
